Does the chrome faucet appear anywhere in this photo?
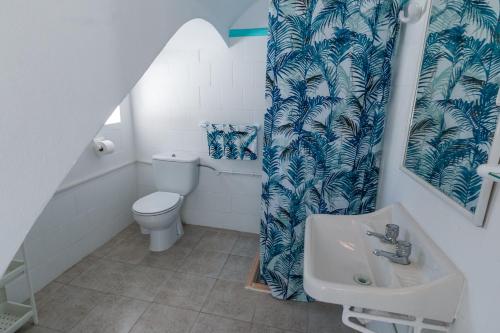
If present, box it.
[373,241,412,265]
[366,224,400,244]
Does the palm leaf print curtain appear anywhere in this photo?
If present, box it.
[404,0,500,213]
[260,0,404,301]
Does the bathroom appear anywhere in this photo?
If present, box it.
[0,0,499,332]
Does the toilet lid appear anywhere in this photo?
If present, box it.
[132,191,181,215]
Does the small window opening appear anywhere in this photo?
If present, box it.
[105,106,121,125]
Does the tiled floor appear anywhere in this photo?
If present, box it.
[21,224,354,333]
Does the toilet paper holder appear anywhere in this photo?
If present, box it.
[93,137,115,156]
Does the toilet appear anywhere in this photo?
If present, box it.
[132,152,199,252]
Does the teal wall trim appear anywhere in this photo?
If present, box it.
[229,28,268,38]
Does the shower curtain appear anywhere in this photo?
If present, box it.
[260,0,404,300]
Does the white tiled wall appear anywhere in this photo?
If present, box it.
[11,165,136,297]
[7,98,138,300]
[131,17,268,233]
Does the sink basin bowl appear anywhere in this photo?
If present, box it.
[304,204,464,323]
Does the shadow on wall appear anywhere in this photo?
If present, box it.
[131,17,268,233]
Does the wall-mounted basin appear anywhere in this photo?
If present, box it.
[304,204,464,331]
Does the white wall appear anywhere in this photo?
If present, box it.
[59,97,136,189]
[132,2,268,233]
[0,0,256,277]
[8,97,138,300]
[379,9,500,333]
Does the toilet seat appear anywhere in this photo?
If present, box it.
[132,191,182,216]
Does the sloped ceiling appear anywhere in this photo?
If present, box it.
[0,0,256,276]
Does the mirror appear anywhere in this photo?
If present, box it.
[402,0,500,226]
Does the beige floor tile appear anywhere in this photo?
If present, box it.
[129,303,198,333]
[119,223,142,237]
[92,224,140,257]
[253,294,309,332]
[218,255,253,282]
[201,280,258,322]
[69,295,149,333]
[55,255,99,284]
[175,224,208,248]
[37,284,107,331]
[231,233,259,257]
[35,281,65,308]
[195,229,239,253]
[92,237,122,258]
[18,324,61,333]
[307,302,353,333]
[27,224,349,333]
[250,324,296,333]
[71,259,172,301]
[191,313,251,333]
[105,233,150,265]
[154,272,216,311]
[178,249,228,278]
[140,244,192,270]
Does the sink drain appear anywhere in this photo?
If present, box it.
[353,274,372,286]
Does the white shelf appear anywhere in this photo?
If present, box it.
[0,245,38,331]
[0,302,33,333]
[0,261,25,288]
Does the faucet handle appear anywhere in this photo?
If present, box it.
[385,224,399,243]
[396,241,412,257]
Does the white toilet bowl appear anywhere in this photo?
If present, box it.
[133,152,199,251]
[132,191,184,252]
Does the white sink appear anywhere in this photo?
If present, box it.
[304,204,464,326]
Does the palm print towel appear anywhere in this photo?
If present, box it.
[207,124,225,159]
[206,124,258,160]
[261,0,404,301]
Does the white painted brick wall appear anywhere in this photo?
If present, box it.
[132,19,267,233]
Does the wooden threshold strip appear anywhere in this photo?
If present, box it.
[245,252,270,293]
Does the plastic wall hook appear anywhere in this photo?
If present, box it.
[477,164,500,181]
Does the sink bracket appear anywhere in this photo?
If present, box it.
[342,305,451,333]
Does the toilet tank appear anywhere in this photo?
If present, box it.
[152,152,199,195]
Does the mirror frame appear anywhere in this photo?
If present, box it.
[400,2,500,227]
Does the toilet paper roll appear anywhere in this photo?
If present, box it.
[94,139,115,155]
